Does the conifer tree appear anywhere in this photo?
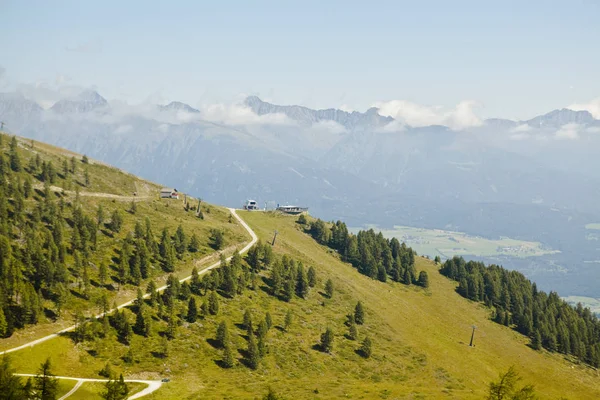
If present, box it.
[307,266,317,287]
[418,271,429,288]
[0,355,24,397]
[187,297,198,323]
[320,327,334,353]
[265,312,273,331]
[324,279,334,298]
[208,291,219,315]
[243,309,253,331]
[348,315,358,340]
[0,308,7,338]
[295,264,309,299]
[222,341,235,368]
[246,332,260,370]
[34,358,58,400]
[189,233,200,252]
[354,301,365,325]
[359,336,372,358]
[284,310,293,332]
[216,321,230,349]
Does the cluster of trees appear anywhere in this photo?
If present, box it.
[440,256,600,367]
[318,301,372,358]
[0,135,204,338]
[304,219,429,288]
[0,356,59,400]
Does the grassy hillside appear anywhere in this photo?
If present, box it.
[0,133,249,350]
[8,208,600,399]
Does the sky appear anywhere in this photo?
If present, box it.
[1,0,600,120]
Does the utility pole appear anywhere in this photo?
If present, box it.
[0,121,5,131]
[271,230,278,246]
[469,325,477,347]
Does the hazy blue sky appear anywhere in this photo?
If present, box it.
[1,0,599,119]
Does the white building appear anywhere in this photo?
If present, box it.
[160,188,179,199]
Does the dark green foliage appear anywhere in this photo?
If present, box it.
[324,278,334,298]
[222,341,235,368]
[9,137,22,172]
[487,366,536,400]
[320,327,334,353]
[186,297,198,323]
[216,320,230,349]
[284,310,293,332]
[359,336,372,358]
[307,266,317,287]
[348,315,358,341]
[82,154,89,164]
[208,291,219,315]
[263,387,283,400]
[189,233,200,252]
[296,213,307,225]
[101,373,129,400]
[246,332,260,369]
[0,355,25,398]
[295,263,309,298]
[307,219,416,284]
[109,209,123,233]
[434,255,441,264]
[418,271,429,288]
[265,312,273,330]
[441,256,600,367]
[34,358,58,400]
[354,301,365,325]
[209,228,224,250]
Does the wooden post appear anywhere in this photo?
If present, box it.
[469,325,477,347]
[271,230,278,246]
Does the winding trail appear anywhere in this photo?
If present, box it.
[5,209,257,398]
[14,374,162,400]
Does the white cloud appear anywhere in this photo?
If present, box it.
[568,98,600,119]
[510,132,530,141]
[65,39,103,53]
[586,126,600,134]
[511,124,532,133]
[16,81,87,109]
[555,123,580,140]
[199,102,294,126]
[372,99,482,130]
[339,104,355,113]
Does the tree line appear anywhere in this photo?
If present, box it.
[440,256,600,367]
[303,218,429,288]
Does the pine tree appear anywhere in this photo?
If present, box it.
[84,168,90,187]
[354,301,365,325]
[295,264,309,299]
[208,291,219,315]
[34,358,58,400]
[418,271,429,288]
[284,310,293,332]
[324,279,334,298]
[265,312,273,330]
[0,307,7,338]
[186,297,198,323]
[348,315,358,340]
[101,373,129,400]
[216,321,230,349]
[243,309,253,331]
[189,233,200,252]
[0,355,24,397]
[246,332,260,369]
[359,336,372,358]
[9,137,22,172]
[167,306,178,340]
[320,327,334,353]
[109,209,123,233]
[222,341,235,368]
[532,329,542,351]
[307,266,317,287]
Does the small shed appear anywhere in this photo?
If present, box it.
[244,199,259,210]
[160,188,179,199]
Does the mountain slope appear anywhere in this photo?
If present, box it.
[0,132,249,351]
[7,207,600,399]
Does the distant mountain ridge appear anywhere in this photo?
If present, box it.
[244,95,394,129]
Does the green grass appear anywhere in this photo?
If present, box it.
[353,224,558,258]
[11,210,600,399]
[67,381,146,399]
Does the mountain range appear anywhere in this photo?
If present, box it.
[1,90,600,299]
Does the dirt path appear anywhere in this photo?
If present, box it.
[14,374,162,400]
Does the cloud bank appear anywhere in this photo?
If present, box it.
[372,99,483,130]
[568,98,600,119]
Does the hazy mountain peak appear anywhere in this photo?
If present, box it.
[51,90,108,113]
[159,101,200,113]
[524,108,595,127]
